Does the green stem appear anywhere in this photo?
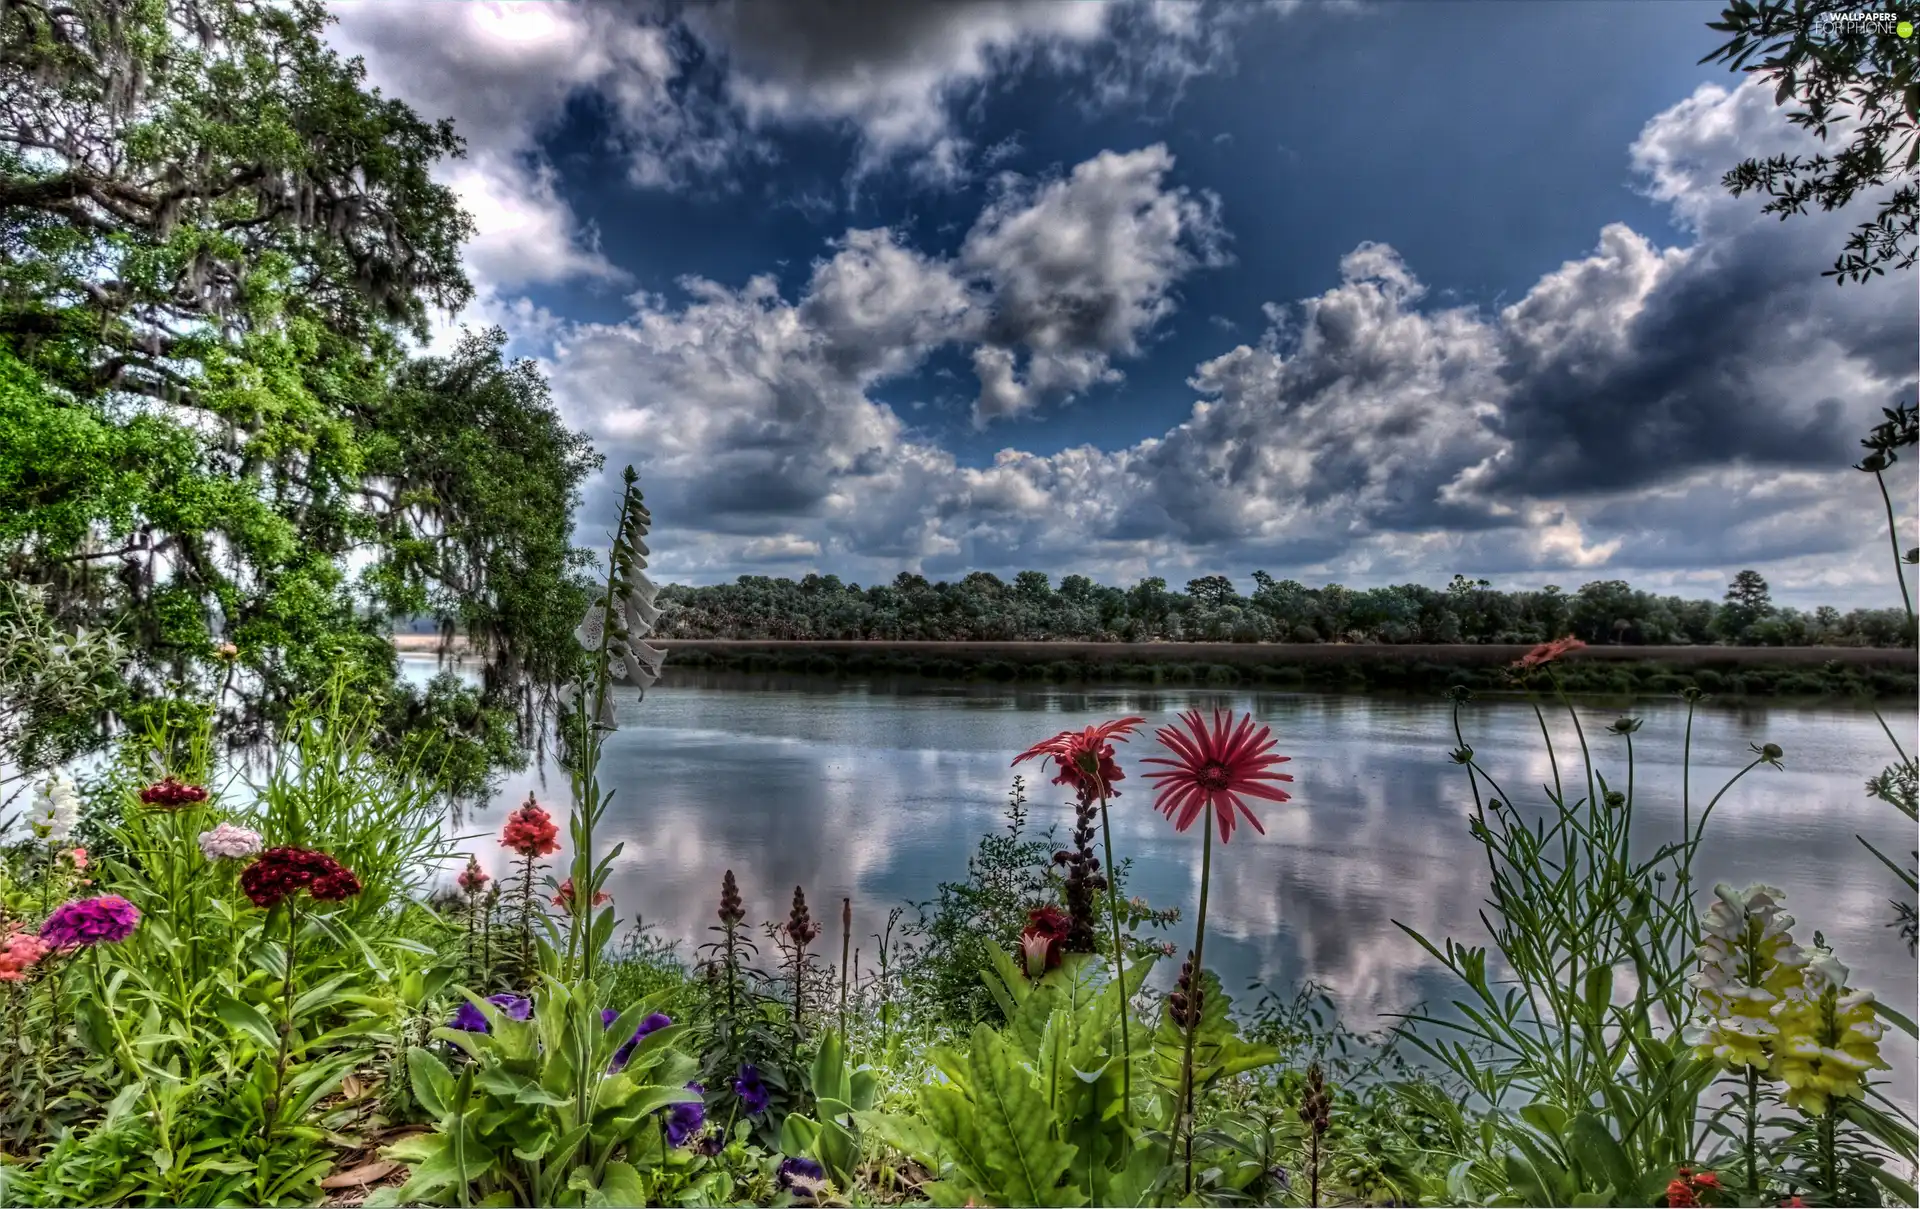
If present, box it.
[1875,469,1914,628]
[262,902,299,1158]
[1096,793,1134,1125]
[1744,1065,1760,1199]
[1180,819,1214,1197]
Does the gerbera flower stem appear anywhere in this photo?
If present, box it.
[1179,819,1213,1196]
[1094,791,1133,1122]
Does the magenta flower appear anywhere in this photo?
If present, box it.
[40,895,141,947]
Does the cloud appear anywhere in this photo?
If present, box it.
[327,2,642,292]
[469,74,1911,607]
[961,145,1229,423]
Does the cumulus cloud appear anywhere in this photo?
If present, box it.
[328,2,642,292]
[454,71,1911,607]
[962,145,1229,423]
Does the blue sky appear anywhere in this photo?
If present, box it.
[328,0,1915,607]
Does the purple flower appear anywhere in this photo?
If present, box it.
[733,1063,771,1115]
[40,896,141,947]
[609,1011,671,1071]
[449,993,532,1033]
[665,1081,705,1147]
[777,1156,827,1191]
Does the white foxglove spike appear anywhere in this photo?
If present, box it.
[630,640,665,673]
[622,596,661,632]
[573,604,607,652]
[613,647,662,690]
[626,571,658,607]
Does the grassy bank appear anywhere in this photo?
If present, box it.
[653,639,1918,700]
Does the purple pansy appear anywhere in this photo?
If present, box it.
[733,1062,771,1115]
[449,993,532,1033]
[665,1081,706,1147]
[607,1011,671,1070]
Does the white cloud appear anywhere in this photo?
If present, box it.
[961,145,1228,423]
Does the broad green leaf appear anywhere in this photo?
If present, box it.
[967,1025,1084,1207]
[406,1047,454,1119]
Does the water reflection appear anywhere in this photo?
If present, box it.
[413,662,1917,1109]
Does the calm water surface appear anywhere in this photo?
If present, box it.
[413,661,1918,1105]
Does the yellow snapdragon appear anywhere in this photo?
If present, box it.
[1768,947,1890,1116]
[1682,883,1807,1072]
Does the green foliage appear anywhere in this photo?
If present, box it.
[1704,0,1919,282]
[373,983,702,1207]
[0,0,597,784]
[657,568,1912,648]
[903,776,1058,1026]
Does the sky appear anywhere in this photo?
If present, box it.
[323,0,1918,609]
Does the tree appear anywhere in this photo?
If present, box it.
[1704,0,1918,282]
[1715,569,1777,641]
[1184,574,1237,609]
[0,0,592,783]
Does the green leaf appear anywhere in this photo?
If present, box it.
[216,999,280,1052]
[1567,1112,1635,1195]
[966,1025,1085,1207]
[1874,999,1919,1039]
[405,1047,454,1119]
[810,1030,851,1106]
[855,1110,943,1169]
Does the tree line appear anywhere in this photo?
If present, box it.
[655,569,1914,648]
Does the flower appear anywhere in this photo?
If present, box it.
[786,885,820,948]
[450,993,533,1033]
[139,777,209,810]
[456,856,489,894]
[1664,1166,1722,1207]
[606,1011,672,1070]
[551,877,611,914]
[500,796,560,859]
[1019,905,1071,977]
[733,1063,771,1115]
[1513,635,1587,670]
[1141,710,1294,844]
[215,641,239,660]
[664,1082,706,1147]
[239,847,361,909]
[27,774,79,841]
[1770,943,1890,1115]
[0,930,49,981]
[1682,883,1807,1071]
[777,1155,827,1192]
[718,868,745,926]
[40,895,141,947]
[197,823,264,862]
[63,847,88,871]
[1013,717,1146,804]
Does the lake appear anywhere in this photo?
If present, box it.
[412,660,1918,1103]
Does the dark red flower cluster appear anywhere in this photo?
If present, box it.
[1018,906,1071,976]
[139,777,209,810]
[500,796,560,859]
[240,847,362,909]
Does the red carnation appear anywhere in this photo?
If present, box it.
[139,777,210,810]
[240,847,361,909]
[500,796,560,859]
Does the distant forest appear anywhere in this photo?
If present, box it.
[653,569,1915,648]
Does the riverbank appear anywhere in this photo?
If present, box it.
[395,635,1916,700]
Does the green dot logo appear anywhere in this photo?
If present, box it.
[1901,19,1915,37]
